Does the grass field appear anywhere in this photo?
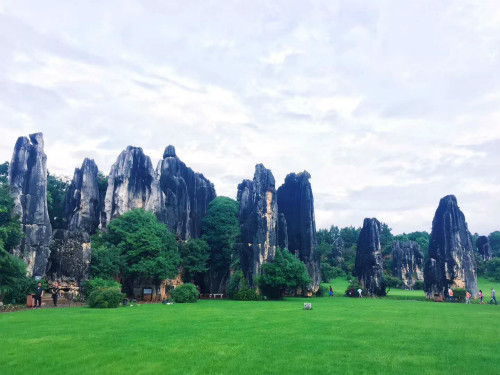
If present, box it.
[1,279,499,375]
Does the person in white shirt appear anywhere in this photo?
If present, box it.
[357,288,363,298]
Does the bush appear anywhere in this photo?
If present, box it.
[234,288,259,301]
[452,288,466,302]
[315,285,328,297]
[82,278,121,298]
[170,283,199,303]
[413,281,424,290]
[87,287,124,308]
[345,284,364,297]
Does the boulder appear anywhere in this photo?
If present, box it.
[476,236,493,261]
[355,218,385,296]
[157,145,216,240]
[277,171,320,291]
[424,195,478,297]
[104,146,164,226]
[237,164,278,287]
[8,133,52,276]
[392,240,424,289]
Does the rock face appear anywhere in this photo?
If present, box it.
[104,146,164,226]
[424,195,478,297]
[277,213,288,250]
[277,171,321,291]
[47,158,102,285]
[8,133,52,276]
[158,145,216,240]
[65,158,102,233]
[392,240,424,289]
[332,237,344,266]
[237,164,278,287]
[355,218,385,296]
[476,236,493,261]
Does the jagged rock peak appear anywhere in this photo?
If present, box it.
[476,236,493,261]
[424,195,478,297]
[163,145,176,158]
[392,240,424,290]
[8,132,52,277]
[237,164,278,287]
[277,170,320,291]
[355,218,385,296]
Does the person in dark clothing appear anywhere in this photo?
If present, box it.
[51,282,60,306]
[34,283,43,308]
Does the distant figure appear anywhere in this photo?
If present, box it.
[196,285,201,299]
[329,286,333,297]
[490,288,497,305]
[479,290,485,304]
[34,282,43,308]
[465,291,471,304]
[348,288,354,297]
[447,288,454,303]
[51,282,60,306]
[357,288,363,298]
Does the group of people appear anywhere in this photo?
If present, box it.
[32,282,60,308]
[448,287,497,305]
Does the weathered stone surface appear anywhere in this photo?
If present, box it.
[424,195,478,297]
[8,133,52,276]
[65,158,102,234]
[355,218,385,295]
[277,171,321,291]
[158,145,216,240]
[392,240,424,289]
[277,213,288,250]
[237,164,278,287]
[47,229,91,284]
[476,236,493,261]
[332,237,344,266]
[104,146,164,226]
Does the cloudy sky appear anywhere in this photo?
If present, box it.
[0,0,499,235]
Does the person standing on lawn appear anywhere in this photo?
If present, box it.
[51,282,60,306]
[479,290,485,304]
[329,286,333,297]
[34,282,43,308]
[357,288,363,298]
[490,288,497,305]
[465,291,471,304]
[447,287,454,303]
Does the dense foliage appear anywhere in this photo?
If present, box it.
[91,209,180,295]
[178,239,210,283]
[258,248,311,300]
[170,283,198,303]
[82,277,122,298]
[227,270,259,300]
[47,172,69,229]
[201,197,240,273]
[87,287,124,308]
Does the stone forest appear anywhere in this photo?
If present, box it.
[3,132,490,300]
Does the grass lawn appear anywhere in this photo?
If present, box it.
[1,288,499,375]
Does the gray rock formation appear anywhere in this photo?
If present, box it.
[47,158,102,285]
[332,237,344,266]
[424,195,478,297]
[392,240,424,289]
[277,171,321,291]
[158,145,216,240]
[277,213,288,250]
[355,218,385,296]
[104,146,164,226]
[8,133,52,277]
[476,236,493,261]
[237,164,278,287]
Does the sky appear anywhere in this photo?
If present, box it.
[0,0,499,235]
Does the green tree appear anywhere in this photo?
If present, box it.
[339,226,361,248]
[489,231,500,258]
[0,185,23,252]
[202,197,240,273]
[91,209,180,296]
[0,161,8,184]
[383,274,402,294]
[47,172,69,229]
[178,239,210,282]
[258,248,311,300]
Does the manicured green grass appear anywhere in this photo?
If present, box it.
[1,293,499,375]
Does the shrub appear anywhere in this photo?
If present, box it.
[82,278,121,298]
[87,287,124,308]
[452,288,466,302]
[234,288,259,301]
[227,270,244,299]
[315,285,328,297]
[413,281,424,290]
[170,283,198,303]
